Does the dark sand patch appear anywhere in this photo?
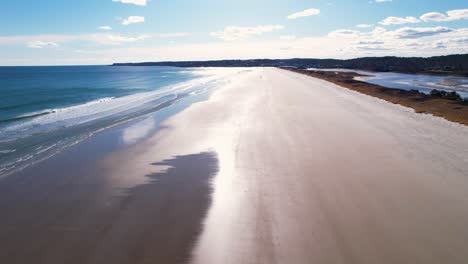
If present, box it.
[0,152,218,264]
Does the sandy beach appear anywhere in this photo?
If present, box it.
[1,67,468,264]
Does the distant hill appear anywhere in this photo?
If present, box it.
[113,54,468,75]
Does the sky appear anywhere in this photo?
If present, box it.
[0,0,467,65]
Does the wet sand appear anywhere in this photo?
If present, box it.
[154,68,468,264]
[1,67,468,264]
[0,149,218,264]
[0,92,219,264]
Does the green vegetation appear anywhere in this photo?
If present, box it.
[430,89,463,101]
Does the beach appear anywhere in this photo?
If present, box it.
[1,67,468,263]
[288,68,468,125]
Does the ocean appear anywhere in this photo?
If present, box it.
[0,65,236,178]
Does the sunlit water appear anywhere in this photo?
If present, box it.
[0,66,237,178]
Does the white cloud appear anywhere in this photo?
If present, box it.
[392,26,452,38]
[157,32,191,38]
[287,8,320,19]
[112,0,146,6]
[354,40,384,45]
[433,36,468,50]
[448,9,468,20]
[122,16,145,25]
[210,25,284,41]
[379,16,420,25]
[98,26,112,30]
[354,45,390,51]
[375,0,392,2]
[27,41,59,48]
[280,35,297,41]
[420,12,448,22]
[322,25,462,56]
[344,26,453,40]
[420,9,468,22]
[0,35,78,47]
[91,34,150,45]
[356,24,373,28]
[371,26,387,36]
[328,29,361,38]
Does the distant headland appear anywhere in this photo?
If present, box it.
[113,54,468,76]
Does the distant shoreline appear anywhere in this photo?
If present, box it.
[112,54,468,77]
[287,68,468,126]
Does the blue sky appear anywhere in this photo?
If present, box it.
[0,0,467,65]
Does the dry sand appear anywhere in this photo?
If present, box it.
[166,68,468,264]
[1,67,468,264]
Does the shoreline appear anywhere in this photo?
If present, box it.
[0,74,225,263]
[111,54,468,77]
[286,68,468,126]
[1,68,468,263]
[0,67,242,179]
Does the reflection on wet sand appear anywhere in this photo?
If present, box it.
[0,152,218,264]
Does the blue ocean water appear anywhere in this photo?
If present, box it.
[0,66,196,123]
[0,66,228,177]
